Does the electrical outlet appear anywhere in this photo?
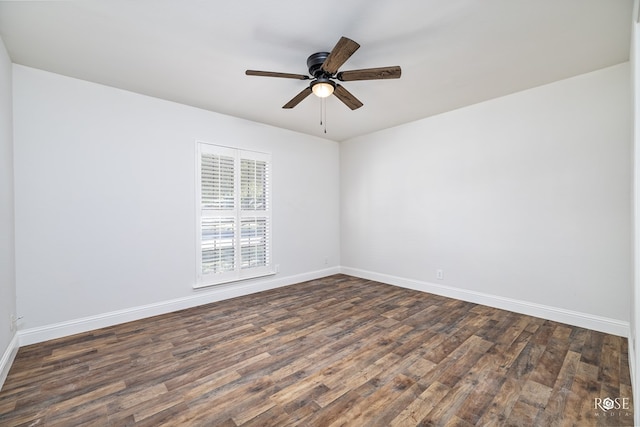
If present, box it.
[324,257,328,265]
[275,264,280,273]
[436,269,444,280]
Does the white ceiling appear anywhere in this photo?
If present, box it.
[0,0,633,141]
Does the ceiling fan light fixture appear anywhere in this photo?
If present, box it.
[246,36,400,111]
[311,79,335,98]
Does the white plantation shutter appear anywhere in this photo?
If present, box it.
[240,158,268,211]
[196,143,272,286]
[241,217,269,269]
[201,154,235,210]
[240,158,269,270]
[201,217,235,274]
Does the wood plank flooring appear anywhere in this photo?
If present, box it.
[0,274,633,426]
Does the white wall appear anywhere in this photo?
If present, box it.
[342,63,632,335]
[12,65,340,343]
[0,36,18,388]
[630,0,639,423]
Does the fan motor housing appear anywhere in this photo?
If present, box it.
[307,52,330,78]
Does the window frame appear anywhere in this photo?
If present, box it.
[195,142,273,288]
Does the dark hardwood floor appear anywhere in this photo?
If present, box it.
[0,275,633,426]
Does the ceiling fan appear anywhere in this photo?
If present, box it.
[246,36,401,110]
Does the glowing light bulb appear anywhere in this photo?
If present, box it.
[312,81,334,98]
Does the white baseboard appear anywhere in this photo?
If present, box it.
[13,264,630,347]
[0,334,19,391]
[18,267,340,346]
[341,267,629,337]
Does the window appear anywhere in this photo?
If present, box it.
[196,143,272,287]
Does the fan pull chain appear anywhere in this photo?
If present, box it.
[320,98,327,134]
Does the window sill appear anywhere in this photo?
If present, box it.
[193,270,276,290]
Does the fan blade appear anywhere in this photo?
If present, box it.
[246,70,309,80]
[283,87,313,109]
[333,84,363,110]
[337,66,401,81]
[320,37,360,75]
